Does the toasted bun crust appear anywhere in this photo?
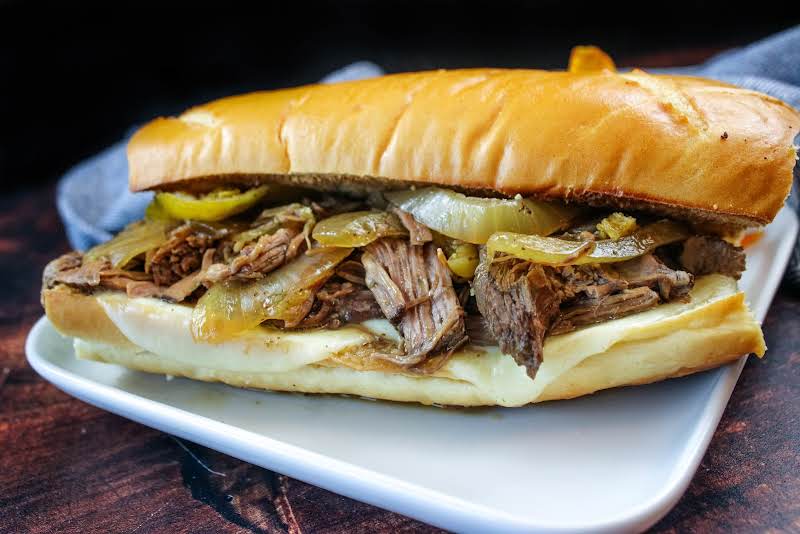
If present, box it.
[42,275,765,406]
[128,68,800,228]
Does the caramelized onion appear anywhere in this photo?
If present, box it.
[85,220,172,268]
[312,210,408,247]
[154,186,269,222]
[488,220,689,266]
[487,233,594,265]
[583,220,689,264]
[385,187,578,244]
[191,247,353,342]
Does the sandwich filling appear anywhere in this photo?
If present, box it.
[43,186,746,380]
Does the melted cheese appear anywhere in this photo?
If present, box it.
[98,294,374,373]
[83,275,763,406]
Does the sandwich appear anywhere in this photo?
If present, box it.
[41,47,800,407]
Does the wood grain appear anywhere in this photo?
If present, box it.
[1,183,798,533]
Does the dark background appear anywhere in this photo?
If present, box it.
[1,1,798,191]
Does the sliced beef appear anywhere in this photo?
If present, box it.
[148,223,224,286]
[680,236,745,279]
[614,254,693,300]
[550,286,660,335]
[202,227,303,284]
[392,208,433,245]
[362,239,467,368]
[472,252,562,378]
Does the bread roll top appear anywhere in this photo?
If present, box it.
[128,68,800,228]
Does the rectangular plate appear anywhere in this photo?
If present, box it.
[27,207,798,533]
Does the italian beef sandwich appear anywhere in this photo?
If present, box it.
[42,48,800,406]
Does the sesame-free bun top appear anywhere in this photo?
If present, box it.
[128,66,800,228]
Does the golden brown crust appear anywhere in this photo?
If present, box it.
[42,286,134,348]
[128,68,800,228]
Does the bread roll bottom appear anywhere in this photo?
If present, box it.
[44,274,764,407]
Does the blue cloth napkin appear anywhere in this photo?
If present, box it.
[57,31,800,287]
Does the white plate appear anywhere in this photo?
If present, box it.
[27,207,798,533]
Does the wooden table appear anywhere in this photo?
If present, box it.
[2,178,800,531]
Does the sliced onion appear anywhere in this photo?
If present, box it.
[487,220,689,266]
[154,186,269,222]
[487,233,594,265]
[85,220,172,268]
[191,247,353,342]
[582,220,689,264]
[385,187,578,244]
[312,210,407,247]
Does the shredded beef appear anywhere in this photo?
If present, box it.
[46,194,749,375]
[127,249,217,301]
[392,208,433,245]
[299,281,383,328]
[557,264,626,300]
[362,239,467,368]
[361,251,406,321]
[336,260,368,285]
[148,223,224,286]
[463,314,497,346]
[309,195,366,219]
[680,236,745,279]
[43,252,101,289]
[202,227,302,284]
[331,288,383,323]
